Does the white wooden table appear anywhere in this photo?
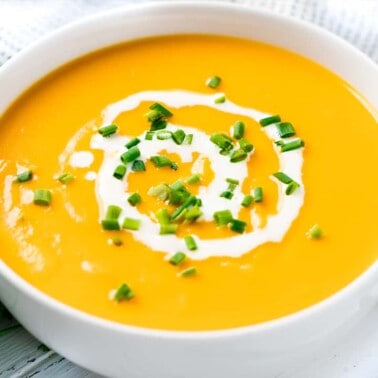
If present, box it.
[0,1,377,377]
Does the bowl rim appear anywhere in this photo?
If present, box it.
[0,0,377,340]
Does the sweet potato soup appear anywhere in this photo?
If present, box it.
[0,35,377,331]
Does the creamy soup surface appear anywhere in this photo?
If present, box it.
[0,35,377,331]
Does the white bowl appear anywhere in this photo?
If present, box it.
[0,2,377,377]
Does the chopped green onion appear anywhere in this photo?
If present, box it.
[114,283,134,301]
[184,235,197,251]
[156,130,172,140]
[106,205,122,220]
[170,195,197,221]
[125,138,140,149]
[213,209,233,226]
[273,172,294,184]
[233,121,245,139]
[98,124,118,137]
[113,165,127,180]
[15,170,32,183]
[150,119,167,131]
[307,224,323,239]
[214,94,226,104]
[276,122,296,138]
[149,102,173,118]
[120,146,140,164]
[150,155,177,169]
[122,218,141,231]
[160,223,178,235]
[156,208,170,225]
[226,178,239,185]
[101,219,120,231]
[185,205,202,222]
[186,174,201,185]
[172,129,186,145]
[220,191,233,200]
[285,181,300,195]
[259,115,281,127]
[111,237,123,246]
[230,149,247,163]
[131,160,146,172]
[170,180,186,192]
[145,131,154,140]
[184,134,193,145]
[169,252,186,266]
[145,109,163,123]
[148,183,171,201]
[241,195,254,207]
[179,267,197,277]
[127,193,141,206]
[254,187,263,203]
[275,140,285,146]
[57,172,74,184]
[33,189,52,206]
[210,133,233,151]
[171,162,179,171]
[280,139,304,152]
[206,75,221,89]
[229,219,247,234]
[169,189,189,206]
[239,139,254,153]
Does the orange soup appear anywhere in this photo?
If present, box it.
[0,35,377,331]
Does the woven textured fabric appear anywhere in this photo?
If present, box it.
[0,0,377,66]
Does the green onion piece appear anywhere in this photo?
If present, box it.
[230,219,247,234]
[145,131,154,140]
[149,102,173,118]
[179,267,197,277]
[160,223,178,235]
[233,121,245,139]
[113,165,127,180]
[57,172,74,184]
[150,155,176,169]
[156,208,170,225]
[241,195,254,207]
[214,94,226,104]
[170,180,186,191]
[114,283,134,302]
[184,235,197,251]
[273,172,294,184]
[125,138,140,149]
[148,183,171,201]
[186,174,201,185]
[213,209,233,226]
[226,178,239,185]
[210,133,233,151]
[275,140,285,146]
[206,75,221,89]
[111,237,123,246]
[98,124,118,137]
[169,252,186,266]
[307,224,323,239]
[254,187,263,202]
[170,195,197,221]
[16,170,33,183]
[285,181,300,195]
[276,122,296,138]
[106,205,122,220]
[127,193,141,206]
[120,146,140,164]
[145,109,163,123]
[33,189,52,206]
[122,218,141,231]
[185,205,203,222]
[150,119,167,131]
[172,129,186,145]
[156,130,172,140]
[101,219,120,231]
[239,139,254,153]
[169,189,189,206]
[280,139,305,152]
[259,115,281,127]
[220,191,233,200]
[131,160,146,172]
[230,149,247,163]
[184,134,193,145]
[171,162,179,171]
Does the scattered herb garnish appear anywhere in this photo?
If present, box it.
[114,283,134,301]
[33,189,52,206]
[206,75,221,89]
